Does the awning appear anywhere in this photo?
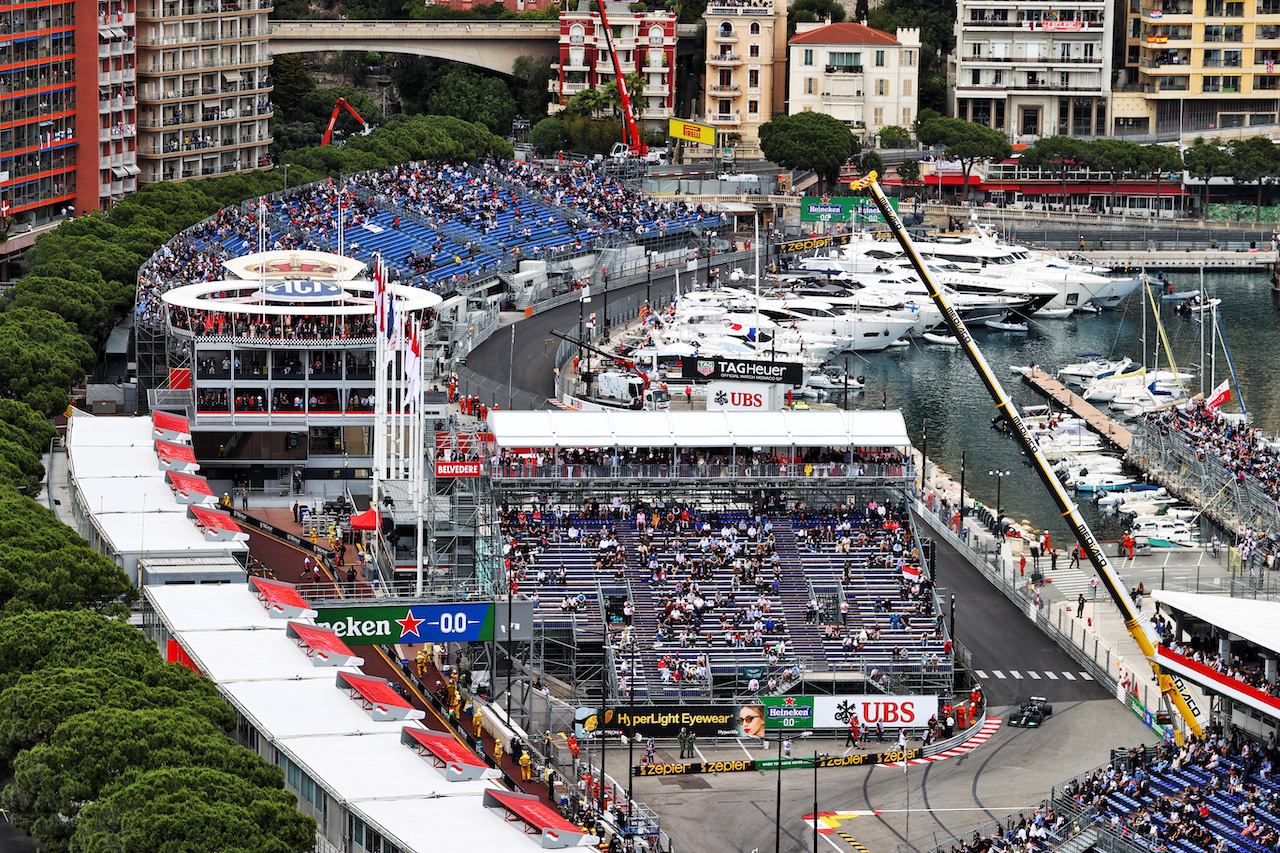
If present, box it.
[336,671,425,722]
[717,202,758,215]
[1152,589,1280,655]
[1150,645,1280,721]
[165,470,215,506]
[221,71,238,83]
[349,507,381,531]
[152,410,191,442]
[249,576,317,620]
[202,100,220,108]
[123,163,142,175]
[483,789,596,848]
[187,505,248,542]
[155,439,199,472]
[108,27,125,38]
[286,621,364,668]
[111,166,128,178]
[401,727,502,782]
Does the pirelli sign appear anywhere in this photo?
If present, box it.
[668,119,716,146]
[777,233,855,255]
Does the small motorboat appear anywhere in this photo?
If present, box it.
[985,318,1028,332]
[1074,472,1136,493]
[806,368,866,390]
[1034,307,1076,319]
[1129,515,1199,548]
[1096,485,1166,507]
[923,332,961,346]
[1161,288,1200,302]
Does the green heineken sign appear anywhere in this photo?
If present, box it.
[800,196,898,223]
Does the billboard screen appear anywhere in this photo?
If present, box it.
[594,695,938,738]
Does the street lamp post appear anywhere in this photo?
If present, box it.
[989,469,1010,533]
[813,749,820,853]
[775,733,784,853]
[950,592,957,639]
[958,450,967,523]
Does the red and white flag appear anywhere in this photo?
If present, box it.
[404,323,422,403]
[1206,380,1231,412]
[373,258,387,335]
[901,561,922,581]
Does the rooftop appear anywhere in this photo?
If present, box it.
[790,22,901,46]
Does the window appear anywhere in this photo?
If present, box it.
[648,26,663,46]
[875,50,885,66]
[1060,42,1070,59]
[993,69,1003,84]
[748,99,758,114]
[971,42,982,57]
[877,78,888,95]
[748,69,759,88]
[971,68,981,85]
[1223,75,1240,90]
[1203,75,1221,92]
[750,22,760,35]
[1226,25,1243,41]
[1204,25,1223,42]
[903,49,915,66]
[903,79,912,96]
[749,44,759,57]
[569,24,584,45]
[1223,49,1241,67]
[1060,71,1070,86]
[804,78,816,94]
[829,51,855,67]
[718,22,733,37]
[902,107,911,125]
[1206,0,1223,13]
[1084,43,1095,61]
[874,106,883,125]
[1021,107,1039,136]
[1226,1,1243,14]
[803,48,813,66]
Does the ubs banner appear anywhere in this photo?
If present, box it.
[604,695,937,739]
[633,747,924,777]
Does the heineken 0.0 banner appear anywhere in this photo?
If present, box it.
[312,603,497,644]
[800,196,898,223]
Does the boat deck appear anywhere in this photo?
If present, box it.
[1013,367,1134,452]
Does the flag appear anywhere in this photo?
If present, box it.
[373,258,387,335]
[404,323,422,403]
[1206,380,1231,412]
[901,563,922,581]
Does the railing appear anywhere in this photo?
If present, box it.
[707,53,741,63]
[491,460,915,483]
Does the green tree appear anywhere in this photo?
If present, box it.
[511,54,555,119]
[5,707,284,851]
[565,87,611,118]
[424,66,518,134]
[855,0,869,20]
[860,150,884,177]
[1020,136,1084,211]
[878,125,909,149]
[72,767,315,853]
[896,158,921,184]
[1086,139,1144,215]
[787,0,846,36]
[675,0,709,24]
[916,117,1011,200]
[531,117,569,153]
[759,112,857,190]
[1227,136,1280,221]
[1183,137,1230,215]
[6,277,113,342]
[0,308,96,414]
[1142,143,1184,220]
[269,55,317,123]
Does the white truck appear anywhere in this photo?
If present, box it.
[594,371,671,411]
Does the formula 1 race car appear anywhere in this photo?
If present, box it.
[1007,696,1054,728]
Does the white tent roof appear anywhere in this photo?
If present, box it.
[284,730,492,800]
[1153,589,1280,656]
[488,409,910,449]
[146,583,288,632]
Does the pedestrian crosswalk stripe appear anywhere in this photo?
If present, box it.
[1063,672,1076,680]
[1029,671,1041,679]
[1080,672,1094,680]
[992,670,1005,678]
[975,670,989,679]
[1045,671,1059,679]
[1010,670,1022,679]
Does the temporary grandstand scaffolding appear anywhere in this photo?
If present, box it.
[425,430,502,597]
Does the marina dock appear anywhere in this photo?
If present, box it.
[1013,367,1133,452]
[1083,249,1274,270]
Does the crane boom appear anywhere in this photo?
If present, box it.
[594,1,645,157]
[322,97,372,146]
[851,172,1203,743]
[550,329,653,394]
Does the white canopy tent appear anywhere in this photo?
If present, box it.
[487,409,911,449]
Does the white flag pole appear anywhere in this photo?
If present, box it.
[413,315,426,596]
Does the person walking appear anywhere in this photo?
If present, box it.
[519,748,532,781]
[493,739,504,767]
[1077,593,1086,618]
[845,718,860,747]
[473,707,484,738]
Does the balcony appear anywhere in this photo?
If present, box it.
[713,32,738,43]
[707,52,742,65]
[1144,4,1191,15]
[709,84,740,93]
[825,64,864,73]
[706,1,773,15]
[707,113,741,125]
[1261,1,1280,12]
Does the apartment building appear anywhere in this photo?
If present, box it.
[950,0,1112,140]
[788,22,921,136]
[134,0,273,184]
[702,0,788,152]
[548,0,678,128]
[1114,0,1280,136]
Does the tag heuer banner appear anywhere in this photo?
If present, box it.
[680,356,803,386]
[801,196,898,223]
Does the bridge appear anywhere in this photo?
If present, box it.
[268,19,561,75]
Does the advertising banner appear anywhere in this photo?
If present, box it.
[680,356,803,385]
[600,695,937,739]
[705,381,777,411]
[312,602,497,644]
[776,233,855,255]
[801,196,898,223]
[668,118,716,146]
[633,746,924,776]
[436,460,483,477]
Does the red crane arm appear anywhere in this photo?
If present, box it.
[594,1,645,156]
[321,98,369,146]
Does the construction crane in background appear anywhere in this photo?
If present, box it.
[321,97,373,146]
[594,0,646,158]
[851,170,1205,744]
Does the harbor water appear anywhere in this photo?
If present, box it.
[846,270,1280,545]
